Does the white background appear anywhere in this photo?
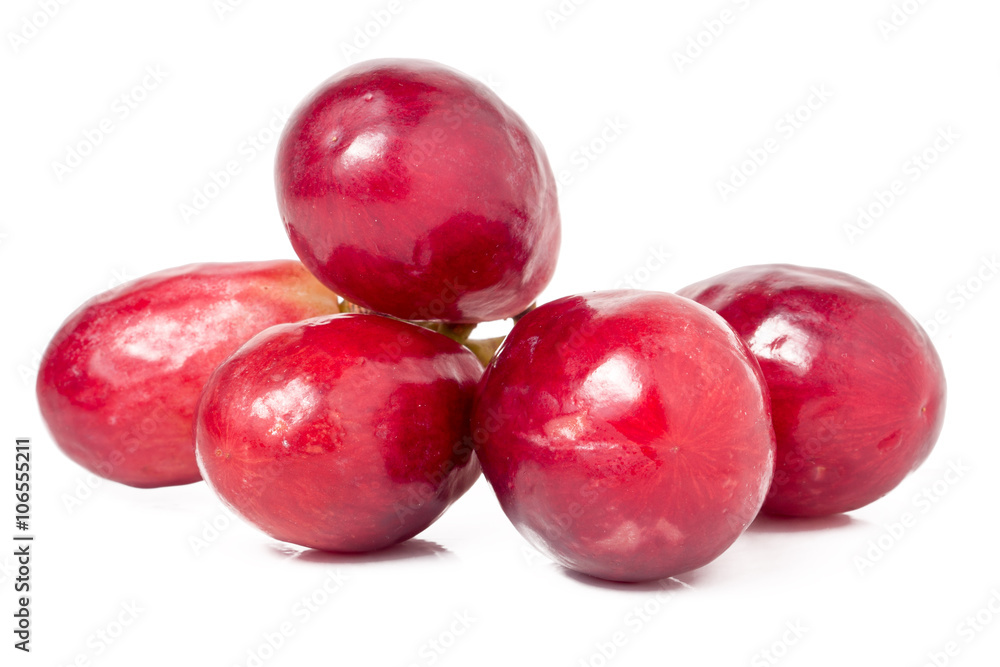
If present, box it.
[2,1,999,665]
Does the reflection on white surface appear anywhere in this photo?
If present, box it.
[747,316,814,373]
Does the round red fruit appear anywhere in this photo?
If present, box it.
[472,290,776,582]
[275,58,560,323]
[678,264,947,517]
[196,313,483,552]
[37,261,340,488]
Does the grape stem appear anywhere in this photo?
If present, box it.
[336,299,537,366]
[463,336,505,367]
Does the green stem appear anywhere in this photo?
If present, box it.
[436,322,478,345]
[338,297,521,366]
[463,335,506,367]
[338,299,373,315]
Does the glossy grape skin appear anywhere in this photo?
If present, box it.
[679,264,947,517]
[275,58,560,323]
[196,313,483,552]
[472,290,776,582]
[37,261,341,488]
